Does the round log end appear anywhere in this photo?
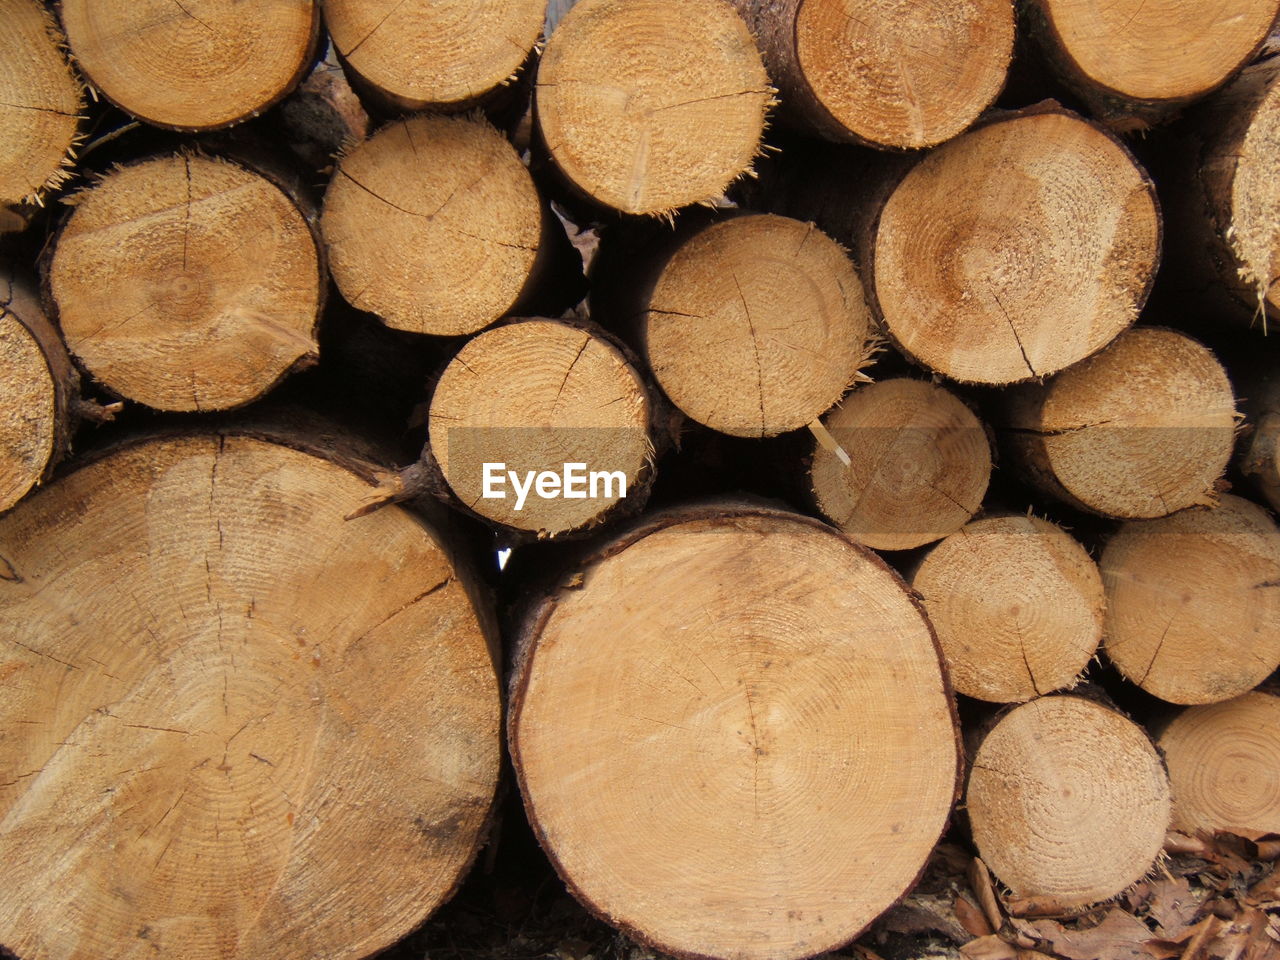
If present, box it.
[0,310,59,512]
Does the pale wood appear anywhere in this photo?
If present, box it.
[1101,495,1280,705]
[510,504,959,960]
[912,515,1103,704]
[59,0,320,130]
[322,114,543,337]
[730,0,1013,149]
[325,0,546,112]
[536,0,772,215]
[428,318,651,537]
[809,378,990,552]
[0,0,81,207]
[967,695,1172,908]
[1158,691,1280,840]
[49,152,322,412]
[871,106,1159,385]
[1003,327,1236,519]
[0,432,500,960]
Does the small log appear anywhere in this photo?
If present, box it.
[808,377,991,552]
[274,41,372,173]
[48,152,323,412]
[59,0,321,131]
[509,503,960,960]
[911,514,1104,704]
[536,0,773,215]
[0,432,500,960]
[729,0,1014,149]
[1001,327,1236,519]
[869,104,1159,385]
[1100,495,1280,705]
[1157,691,1280,841]
[966,695,1172,909]
[1239,360,1280,512]
[0,0,82,208]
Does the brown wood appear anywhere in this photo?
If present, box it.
[48,151,323,412]
[275,41,372,173]
[0,431,500,960]
[1240,363,1280,512]
[966,695,1171,908]
[730,0,1014,149]
[509,502,960,960]
[1101,495,1280,705]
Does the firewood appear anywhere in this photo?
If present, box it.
[324,0,545,113]
[509,503,960,960]
[0,432,500,960]
[729,0,1014,149]
[0,0,82,208]
[869,105,1159,385]
[1100,495,1280,705]
[275,42,372,173]
[808,378,991,552]
[911,514,1104,704]
[58,0,321,131]
[1002,327,1236,519]
[966,695,1172,909]
[427,318,652,538]
[1157,691,1280,841]
[536,0,773,215]
[47,152,323,412]
[1239,361,1280,512]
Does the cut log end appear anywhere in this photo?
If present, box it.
[0,434,500,960]
[810,378,990,552]
[322,115,542,337]
[428,319,651,537]
[644,214,874,438]
[536,0,772,215]
[59,0,318,130]
[967,695,1171,908]
[912,515,1103,704]
[326,0,545,110]
[873,108,1159,385]
[510,506,959,960]
[1101,495,1280,705]
[0,311,58,512]
[50,153,322,413]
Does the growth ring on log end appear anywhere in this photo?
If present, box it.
[59,0,319,130]
[0,434,500,960]
[49,153,322,412]
[536,0,773,215]
[872,107,1159,385]
[322,115,543,337]
[510,505,959,960]
[967,695,1171,908]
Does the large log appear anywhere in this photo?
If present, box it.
[509,504,960,960]
[0,432,500,960]
[729,0,1014,149]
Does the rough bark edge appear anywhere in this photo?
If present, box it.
[506,499,965,960]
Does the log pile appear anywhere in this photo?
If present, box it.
[1,1,1280,959]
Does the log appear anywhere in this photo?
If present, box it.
[1157,691,1280,840]
[600,213,875,438]
[536,0,773,215]
[0,0,82,208]
[324,0,545,113]
[1100,495,1280,705]
[509,503,959,960]
[1002,327,1236,519]
[1022,0,1280,129]
[966,695,1171,908]
[274,41,372,173]
[808,377,991,552]
[0,432,500,960]
[321,114,553,337]
[48,152,323,412]
[869,104,1160,385]
[911,514,1103,704]
[729,0,1014,149]
[0,268,78,513]
[427,318,652,538]
[1239,360,1280,512]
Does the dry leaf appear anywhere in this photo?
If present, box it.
[960,935,1018,960]
[1028,908,1155,960]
